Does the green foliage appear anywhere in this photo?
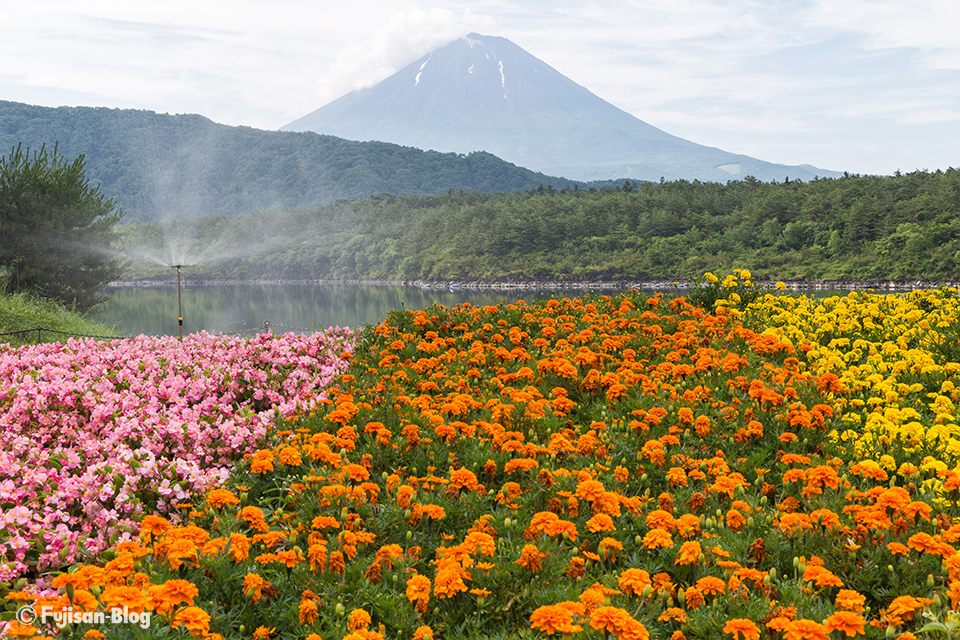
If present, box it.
[0,142,127,312]
[0,101,584,222]
[121,169,959,284]
[0,290,119,347]
[685,269,772,310]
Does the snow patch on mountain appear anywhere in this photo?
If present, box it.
[414,55,431,87]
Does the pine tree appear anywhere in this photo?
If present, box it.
[0,143,126,312]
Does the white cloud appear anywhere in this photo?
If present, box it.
[805,0,960,68]
[0,0,955,173]
[314,7,496,105]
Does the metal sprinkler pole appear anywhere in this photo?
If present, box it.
[173,265,183,342]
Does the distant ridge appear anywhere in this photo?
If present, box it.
[283,33,841,183]
[0,100,584,222]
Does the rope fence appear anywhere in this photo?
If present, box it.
[0,321,321,345]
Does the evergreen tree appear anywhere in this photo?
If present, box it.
[0,143,126,312]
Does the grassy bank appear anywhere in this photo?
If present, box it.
[0,292,120,348]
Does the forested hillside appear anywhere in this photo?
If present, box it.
[0,100,582,222]
[122,169,959,283]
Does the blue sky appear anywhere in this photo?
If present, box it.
[1,0,956,176]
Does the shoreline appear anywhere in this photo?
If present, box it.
[107,277,958,291]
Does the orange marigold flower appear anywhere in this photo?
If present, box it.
[101,585,148,613]
[618,568,652,597]
[516,544,549,572]
[823,611,866,637]
[645,509,676,531]
[802,564,844,589]
[694,415,711,436]
[166,539,199,570]
[434,563,469,599]
[530,604,584,636]
[598,537,623,561]
[782,619,830,640]
[658,607,688,623]
[412,626,435,640]
[590,606,650,640]
[242,573,272,602]
[575,479,607,503]
[695,576,726,596]
[723,618,761,640]
[908,532,944,555]
[277,445,302,466]
[348,608,371,632]
[329,550,346,574]
[684,586,705,609]
[642,528,673,550]
[449,468,479,491]
[158,579,199,608]
[406,574,431,613]
[249,449,275,473]
[586,513,616,533]
[884,595,924,623]
[835,589,866,612]
[252,626,275,640]
[887,542,910,555]
[675,541,702,565]
[205,488,240,508]
[139,515,172,542]
[171,606,211,638]
[5,621,39,638]
[299,599,319,625]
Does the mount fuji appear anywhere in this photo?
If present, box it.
[281,33,840,183]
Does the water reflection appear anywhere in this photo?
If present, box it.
[95,283,630,337]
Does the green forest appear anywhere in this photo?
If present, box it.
[0,100,588,222]
[121,168,960,283]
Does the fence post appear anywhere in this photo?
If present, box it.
[37,326,42,344]
[263,321,271,335]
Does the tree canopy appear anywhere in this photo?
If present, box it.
[121,169,959,283]
[0,142,127,312]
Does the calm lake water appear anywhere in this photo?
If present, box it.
[94,283,634,337]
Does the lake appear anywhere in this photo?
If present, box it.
[94,283,636,337]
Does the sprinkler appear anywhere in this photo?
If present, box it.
[172,265,184,342]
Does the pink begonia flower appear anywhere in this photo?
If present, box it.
[0,328,354,581]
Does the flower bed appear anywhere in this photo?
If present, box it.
[0,329,353,583]
[6,283,960,640]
